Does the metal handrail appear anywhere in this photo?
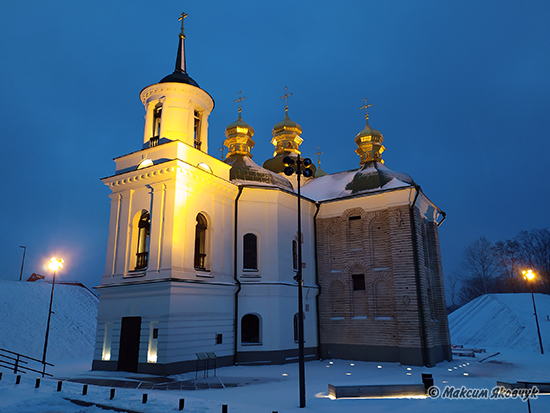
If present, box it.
[0,347,54,377]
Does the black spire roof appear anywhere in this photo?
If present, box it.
[159,14,199,87]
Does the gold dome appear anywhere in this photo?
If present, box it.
[224,113,255,158]
[270,111,303,156]
[354,122,385,164]
[355,98,385,164]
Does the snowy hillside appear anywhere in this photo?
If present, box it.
[0,280,98,363]
[449,293,550,352]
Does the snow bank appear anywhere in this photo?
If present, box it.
[449,293,550,352]
[0,280,98,363]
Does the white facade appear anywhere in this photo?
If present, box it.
[92,34,319,374]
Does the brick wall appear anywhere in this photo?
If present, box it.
[317,199,451,364]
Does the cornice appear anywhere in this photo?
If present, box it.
[139,83,214,109]
[103,160,237,195]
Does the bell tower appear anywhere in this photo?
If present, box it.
[139,12,214,151]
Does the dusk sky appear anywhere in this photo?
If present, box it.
[1,1,549,291]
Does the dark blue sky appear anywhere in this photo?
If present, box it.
[1,1,549,289]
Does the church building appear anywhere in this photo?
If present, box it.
[92,15,451,375]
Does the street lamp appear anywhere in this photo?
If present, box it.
[19,246,26,281]
[42,257,63,376]
[522,269,544,355]
[283,155,313,408]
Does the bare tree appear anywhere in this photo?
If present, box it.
[445,270,461,312]
[458,237,499,303]
[514,229,550,293]
[492,239,523,293]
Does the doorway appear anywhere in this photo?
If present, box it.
[117,316,141,372]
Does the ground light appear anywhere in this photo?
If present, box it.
[283,154,314,408]
[522,269,544,354]
[42,257,63,376]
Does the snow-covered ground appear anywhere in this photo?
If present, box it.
[1,284,550,412]
[0,280,98,362]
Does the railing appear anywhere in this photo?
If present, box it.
[0,347,54,377]
[135,252,148,270]
[149,136,159,147]
[194,253,206,270]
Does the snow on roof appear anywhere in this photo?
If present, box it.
[300,169,355,200]
[301,166,413,201]
[226,154,293,190]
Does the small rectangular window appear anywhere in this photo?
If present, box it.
[352,274,365,291]
[216,333,223,344]
[152,328,159,339]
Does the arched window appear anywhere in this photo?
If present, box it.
[151,104,162,147]
[135,211,150,270]
[194,213,207,270]
[241,314,260,344]
[243,233,258,270]
[194,110,202,150]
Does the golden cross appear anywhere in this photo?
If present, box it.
[280,86,293,113]
[219,145,226,160]
[314,146,324,167]
[359,98,373,123]
[235,91,246,114]
[179,12,188,38]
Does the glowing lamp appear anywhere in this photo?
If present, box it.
[523,269,536,281]
[49,257,64,272]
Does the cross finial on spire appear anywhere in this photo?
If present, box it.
[179,12,188,39]
[280,86,293,113]
[235,91,246,118]
[219,145,226,160]
[359,98,373,126]
[314,146,324,168]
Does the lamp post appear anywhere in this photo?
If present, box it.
[42,257,63,376]
[19,246,26,281]
[523,269,544,355]
[283,155,313,408]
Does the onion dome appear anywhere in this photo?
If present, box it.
[224,112,255,158]
[314,165,328,177]
[345,99,414,193]
[263,112,316,176]
[355,98,385,164]
[355,122,385,164]
[159,12,200,87]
